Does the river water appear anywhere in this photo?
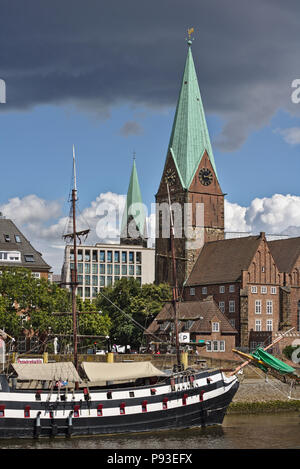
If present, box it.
[0,412,299,450]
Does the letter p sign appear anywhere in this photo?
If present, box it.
[0,79,6,103]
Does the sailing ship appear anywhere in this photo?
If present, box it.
[0,148,240,439]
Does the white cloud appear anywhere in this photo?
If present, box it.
[2,192,300,274]
[274,127,300,145]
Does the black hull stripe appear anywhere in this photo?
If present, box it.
[0,382,239,438]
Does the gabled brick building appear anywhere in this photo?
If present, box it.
[184,232,284,348]
[145,296,237,358]
[268,238,300,335]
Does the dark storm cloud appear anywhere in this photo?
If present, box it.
[1,0,300,150]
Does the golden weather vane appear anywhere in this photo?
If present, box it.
[187,27,194,39]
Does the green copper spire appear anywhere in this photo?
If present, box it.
[167,40,218,189]
[121,157,147,246]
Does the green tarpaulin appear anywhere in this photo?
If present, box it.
[251,348,295,375]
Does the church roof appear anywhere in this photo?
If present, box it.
[121,159,147,239]
[167,41,217,189]
[186,235,262,286]
[268,237,300,273]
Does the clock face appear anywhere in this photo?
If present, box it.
[199,168,213,186]
[165,168,176,186]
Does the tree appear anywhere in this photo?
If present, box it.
[95,278,171,349]
[0,268,111,352]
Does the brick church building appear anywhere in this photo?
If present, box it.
[153,38,300,352]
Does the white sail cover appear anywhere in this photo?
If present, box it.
[12,362,81,382]
[81,361,166,383]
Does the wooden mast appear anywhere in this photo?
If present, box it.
[63,145,90,388]
[166,181,181,367]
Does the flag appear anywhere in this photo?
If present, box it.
[188,27,194,36]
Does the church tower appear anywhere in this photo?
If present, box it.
[120,157,148,247]
[155,37,224,288]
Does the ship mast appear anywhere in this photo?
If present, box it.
[63,145,89,387]
[166,181,181,367]
[71,145,78,376]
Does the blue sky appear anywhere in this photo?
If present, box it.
[1,0,300,272]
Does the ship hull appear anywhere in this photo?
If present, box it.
[0,369,239,439]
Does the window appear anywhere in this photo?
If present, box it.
[213,341,219,351]
[185,320,194,330]
[136,252,141,264]
[78,263,83,273]
[92,287,98,298]
[262,266,265,272]
[92,250,98,262]
[100,264,105,274]
[219,286,225,293]
[212,322,219,332]
[114,264,120,275]
[122,265,127,275]
[0,251,21,262]
[261,286,267,294]
[85,275,90,285]
[114,251,120,263]
[219,341,225,352]
[129,265,134,276]
[219,301,225,313]
[229,285,235,292]
[271,286,277,294]
[255,300,261,314]
[85,263,90,274]
[206,341,212,352]
[266,300,273,314]
[77,275,83,285]
[24,254,34,262]
[100,251,105,263]
[129,252,134,264]
[32,272,40,279]
[4,234,10,242]
[107,264,113,275]
[107,276,112,286]
[92,275,98,286]
[229,300,235,313]
[251,286,257,294]
[266,319,273,331]
[77,250,83,261]
[136,265,142,276]
[100,276,105,287]
[255,320,262,331]
[92,264,98,274]
[84,250,90,262]
[85,287,90,298]
[202,286,207,294]
[190,287,195,296]
[229,318,235,328]
[122,252,127,263]
[107,251,112,263]
[15,235,21,243]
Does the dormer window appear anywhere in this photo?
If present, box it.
[212,322,220,332]
[4,235,10,242]
[15,235,21,243]
[24,254,34,263]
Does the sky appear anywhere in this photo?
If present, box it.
[0,0,300,273]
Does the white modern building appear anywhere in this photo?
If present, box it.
[61,242,155,300]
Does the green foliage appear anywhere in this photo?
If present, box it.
[0,268,111,348]
[95,278,171,349]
